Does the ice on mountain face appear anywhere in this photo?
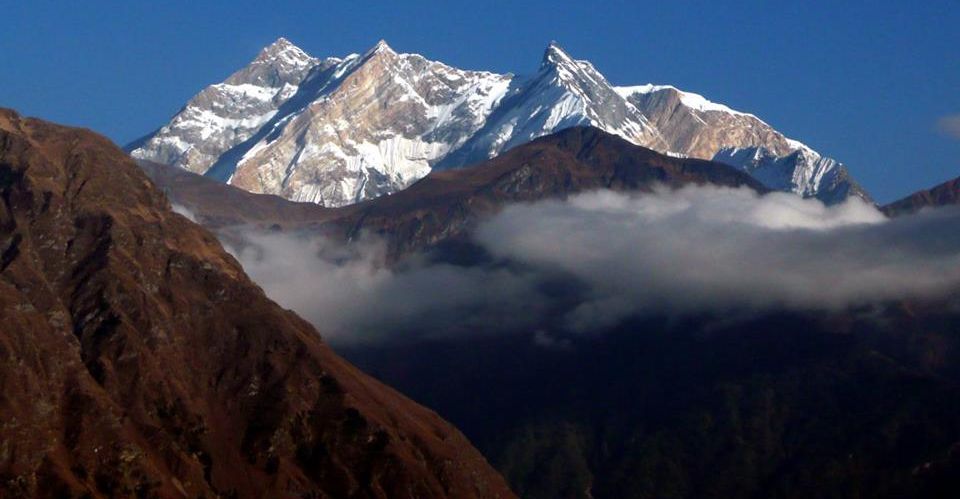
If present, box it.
[133,38,870,207]
[713,146,871,205]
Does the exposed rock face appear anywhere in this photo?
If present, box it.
[882,175,960,216]
[134,39,512,207]
[0,109,514,498]
[131,38,868,206]
[228,41,512,206]
[618,85,870,203]
[616,84,797,160]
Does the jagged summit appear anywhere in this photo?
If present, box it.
[354,38,400,68]
[131,39,868,206]
[536,41,620,99]
[439,40,666,170]
[254,36,315,67]
[541,40,575,67]
[260,36,297,54]
[366,38,396,56]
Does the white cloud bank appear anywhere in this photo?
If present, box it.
[477,186,960,331]
[229,186,960,342]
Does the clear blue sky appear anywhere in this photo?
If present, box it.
[2,0,957,202]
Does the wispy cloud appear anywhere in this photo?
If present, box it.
[936,114,960,139]
[171,203,198,222]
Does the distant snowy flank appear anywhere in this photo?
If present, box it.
[131,38,869,207]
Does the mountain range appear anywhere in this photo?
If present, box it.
[129,38,869,207]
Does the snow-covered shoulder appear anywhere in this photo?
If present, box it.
[615,84,757,118]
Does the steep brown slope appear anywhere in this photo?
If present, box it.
[882,175,960,216]
[138,159,333,227]
[0,109,514,498]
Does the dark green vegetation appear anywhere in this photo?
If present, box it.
[344,308,960,499]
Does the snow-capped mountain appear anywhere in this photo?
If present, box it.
[437,42,666,168]
[130,38,326,175]
[131,38,869,206]
[226,40,511,205]
[135,39,511,205]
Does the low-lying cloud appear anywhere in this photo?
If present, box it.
[477,187,960,331]
[228,185,960,343]
[228,233,545,343]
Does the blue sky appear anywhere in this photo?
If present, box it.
[2,0,957,202]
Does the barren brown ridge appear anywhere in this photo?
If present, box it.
[0,108,514,499]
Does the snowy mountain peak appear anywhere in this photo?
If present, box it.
[255,37,315,68]
[260,36,296,53]
[128,37,320,176]
[537,41,614,97]
[541,41,577,70]
[366,39,396,57]
[436,41,666,170]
